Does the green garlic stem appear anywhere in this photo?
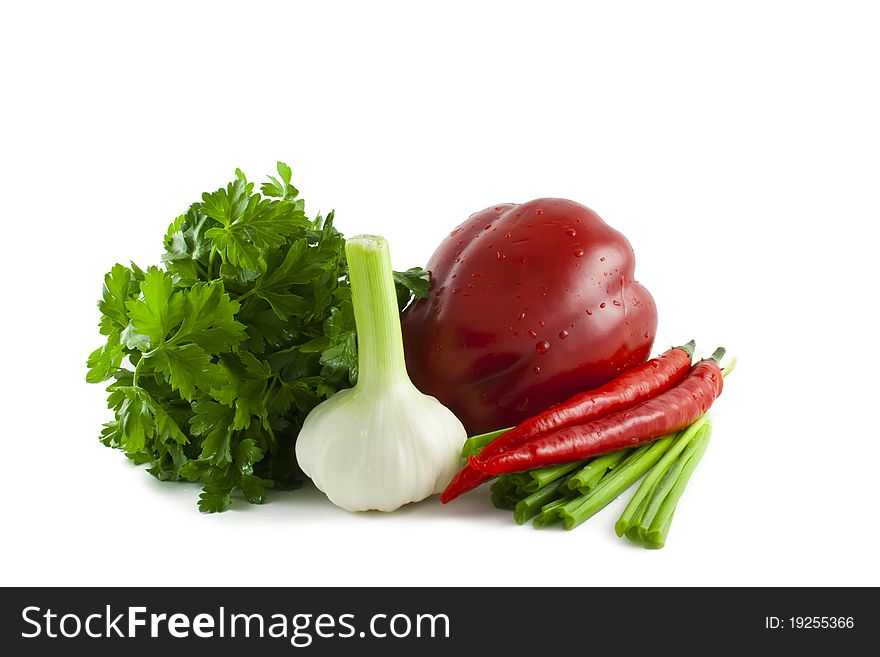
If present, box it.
[345,235,408,391]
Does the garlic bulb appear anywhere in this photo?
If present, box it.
[295,235,465,512]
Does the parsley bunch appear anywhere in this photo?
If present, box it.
[87,163,428,512]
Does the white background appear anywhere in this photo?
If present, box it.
[2,1,878,587]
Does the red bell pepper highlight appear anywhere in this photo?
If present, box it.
[473,348,725,476]
[440,341,696,503]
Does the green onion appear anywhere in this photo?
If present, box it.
[521,462,583,493]
[490,491,521,510]
[514,478,568,525]
[489,477,525,510]
[643,424,712,548]
[629,424,705,541]
[565,449,630,495]
[503,473,532,495]
[533,498,568,527]
[477,415,715,546]
[556,436,675,530]
[615,417,709,539]
[461,427,512,458]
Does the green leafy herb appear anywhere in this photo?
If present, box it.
[88,163,429,511]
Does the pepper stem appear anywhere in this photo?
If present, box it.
[345,235,409,390]
[708,347,726,364]
[677,340,696,359]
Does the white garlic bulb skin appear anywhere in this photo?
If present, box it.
[295,382,466,512]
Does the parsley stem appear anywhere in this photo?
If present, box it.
[236,287,257,303]
[132,357,144,388]
[265,420,278,449]
[261,376,283,413]
[194,260,210,280]
[132,347,162,387]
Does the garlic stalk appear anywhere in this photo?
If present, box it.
[295,235,466,512]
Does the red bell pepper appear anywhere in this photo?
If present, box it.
[401,198,658,435]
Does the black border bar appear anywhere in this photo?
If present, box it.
[1,587,872,654]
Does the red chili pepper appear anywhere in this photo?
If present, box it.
[472,349,725,476]
[440,341,696,503]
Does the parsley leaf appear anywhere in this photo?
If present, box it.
[87,162,430,511]
[260,161,299,201]
[393,267,431,310]
[125,267,184,348]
